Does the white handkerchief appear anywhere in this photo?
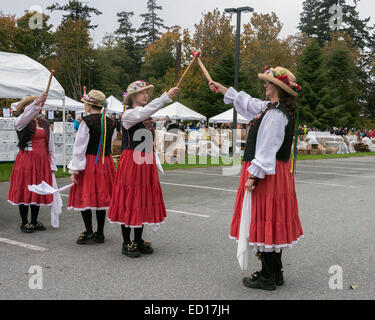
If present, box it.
[237,190,252,270]
[28,178,74,228]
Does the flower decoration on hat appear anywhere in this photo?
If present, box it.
[264,66,302,93]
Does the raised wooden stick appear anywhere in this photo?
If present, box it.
[176,50,201,88]
[42,70,55,107]
[196,57,218,93]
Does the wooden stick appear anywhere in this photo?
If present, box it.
[196,58,218,93]
[42,70,55,107]
[176,52,201,88]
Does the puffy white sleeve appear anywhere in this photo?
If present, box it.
[68,121,90,175]
[49,130,57,172]
[122,92,172,130]
[14,100,41,131]
[248,109,289,179]
[224,87,269,120]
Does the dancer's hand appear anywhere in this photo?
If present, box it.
[35,93,48,107]
[209,81,228,95]
[167,87,180,99]
[70,175,78,184]
[245,176,257,192]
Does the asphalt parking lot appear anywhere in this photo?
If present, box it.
[0,157,374,300]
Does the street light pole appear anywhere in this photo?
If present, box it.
[225,6,253,157]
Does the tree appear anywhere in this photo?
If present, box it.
[296,39,325,125]
[299,0,373,49]
[316,39,362,129]
[49,19,94,99]
[47,0,102,29]
[137,0,167,47]
[14,11,54,64]
[116,11,136,41]
[241,12,295,98]
[0,12,17,52]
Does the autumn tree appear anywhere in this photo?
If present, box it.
[0,12,17,52]
[13,11,54,64]
[241,12,295,98]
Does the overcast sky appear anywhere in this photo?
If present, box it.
[1,0,374,45]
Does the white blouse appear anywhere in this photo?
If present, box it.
[122,92,172,130]
[224,87,288,179]
[68,120,117,175]
[14,99,57,172]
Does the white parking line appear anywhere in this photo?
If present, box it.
[0,238,49,252]
[296,170,375,178]
[167,209,210,218]
[297,164,375,172]
[161,182,237,193]
[164,171,356,189]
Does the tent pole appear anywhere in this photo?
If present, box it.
[63,97,66,172]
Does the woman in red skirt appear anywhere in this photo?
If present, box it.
[210,66,304,291]
[108,81,179,258]
[8,93,56,233]
[68,90,117,245]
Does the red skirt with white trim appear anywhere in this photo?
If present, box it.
[107,150,167,228]
[230,161,304,252]
[8,129,53,206]
[68,154,116,211]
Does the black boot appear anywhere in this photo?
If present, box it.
[243,252,277,291]
[274,251,284,286]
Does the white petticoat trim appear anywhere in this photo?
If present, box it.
[8,200,52,207]
[67,206,109,212]
[107,217,167,229]
[229,235,304,253]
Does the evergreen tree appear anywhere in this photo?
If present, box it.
[137,0,167,47]
[317,44,361,128]
[296,39,325,126]
[47,0,102,29]
[299,0,372,49]
[116,11,136,41]
[115,11,142,80]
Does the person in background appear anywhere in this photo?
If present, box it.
[178,121,185,132]
[74,116,82,132]
[66,114,74,123]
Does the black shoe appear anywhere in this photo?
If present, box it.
[122,242,140,258]
[76,232,95,245]
[20,223,35,233]
[136,240,154,254]
[276,270,284,286]
[243,274,277,291]
[34,222,46,231]
[93,232,105,244]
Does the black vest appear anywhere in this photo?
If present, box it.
[243,103,295,163]
[122,121,155,153]
[83,114,116,156]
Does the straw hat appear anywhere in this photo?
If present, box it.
[258,66,301,97]
[123,80,154,105]
[81,90,106,108]
[16,96,39,115]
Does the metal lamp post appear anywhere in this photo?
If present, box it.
[224,6,254,156]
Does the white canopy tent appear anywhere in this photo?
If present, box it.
[209,108,248,124]
[10,96,84,112]
[106,96,124,114]
[152,102,207,121]
[0,51,65,100]
[0,51,69,170]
